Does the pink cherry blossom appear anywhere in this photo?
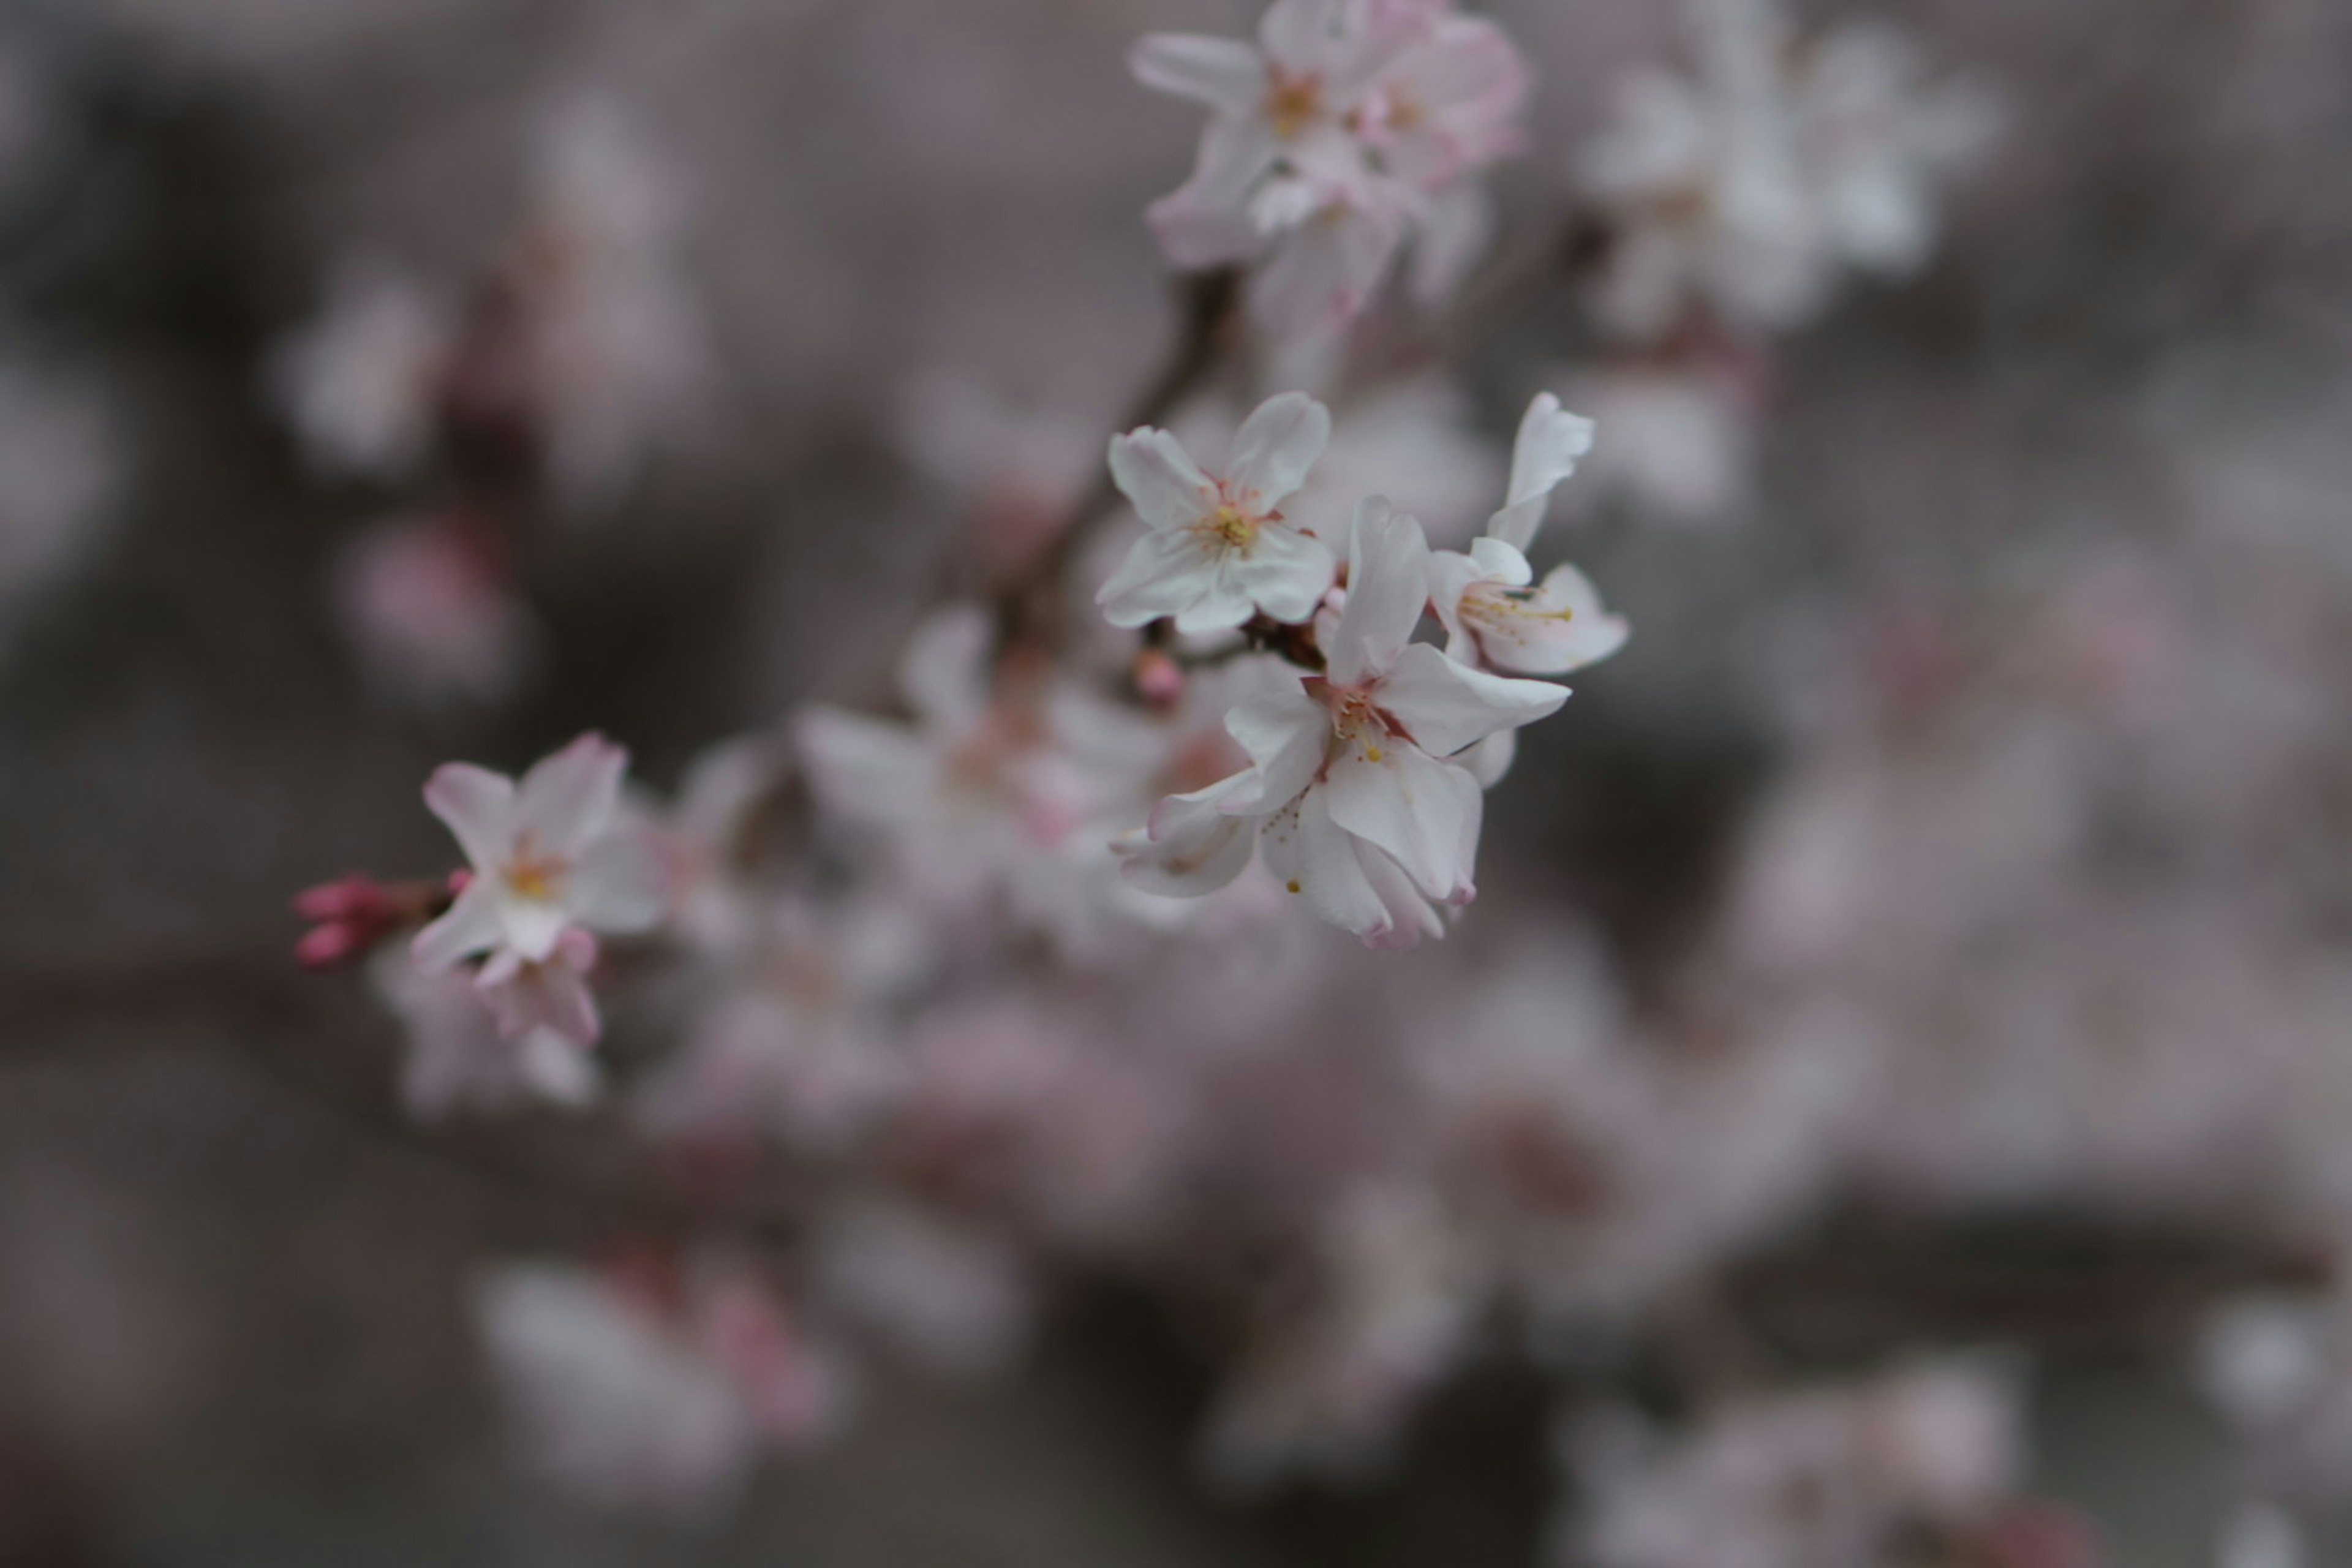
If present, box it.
[412,732,671,971]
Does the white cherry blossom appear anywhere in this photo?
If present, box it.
[1134,0,1531,334]
[1579,0,1992,341]
[1098,391,1339,633]
[413,732,670,972]
[1120,499,1565,946]
[1428,393,1629,677]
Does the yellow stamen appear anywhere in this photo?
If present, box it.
[1266,72,1323,140]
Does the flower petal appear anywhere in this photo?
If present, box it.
[514,733,628,855]
[1325,497,1431,687]
[1257,0,1344,74]
[1225,392,1331,509]
[1487,393,1596,551]
[423,763,514,870]
[1259,788,1392,941]
[1246,200,1400,337]
[1357,845,1448,949]
[1118,780,1256,897]
[1219,684,1327,813]
[1228,522,1336,624]
[412,876,507,973]
[1476,563,1630,675]
[1130,34,1271,115]
[1322,744,1482,902]
[1378,642,1567,755]
[1169,570,1259,636]
[1097,527,1224,629]
[1460,728,1517,788]
[1109,428,1217,532]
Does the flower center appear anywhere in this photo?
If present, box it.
[503,836,570,903]
[1193,502,1262,553]
[1317,682,1400,766]
[1265,70,1324,140]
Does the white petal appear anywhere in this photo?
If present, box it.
[1130,35,1271,116]
[1378,642,1567,755]
[1259,788,1392,940]
[1322,744,1482,902]
[1477,564,1629,675]
[1425,548,1485,656]
[1097,527,1223,629]
[423,763,514,870]
[1257,0,1343,74]
[1460,728,1517,788]
[571,827,670,933]
[1169,571,1259,636]
[899,605,993,729]
[412,878,507,973]
[1357,846,1448,949]
[1225,392,1330,508]
[1246,202,1401,337]
[514,733,628,855]
[1487,393,1596,551]
[1227,522,1336,624]
[1118,783,1256,897]
[497,894,573,964]
[1219,685,1327,812]
[1109,428,1218,532]
[1468,535,1532,583]
[1325,497,1431,687]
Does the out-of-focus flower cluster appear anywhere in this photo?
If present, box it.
[273,98,709,706]
[265,0,2330,1554]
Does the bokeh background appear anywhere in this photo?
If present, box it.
[4,0,2352,1562]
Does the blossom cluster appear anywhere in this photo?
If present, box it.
[265,0,2081,1549]
[1137,0,1531,336]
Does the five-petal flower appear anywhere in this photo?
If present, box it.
[1428,393,1629,677]
[1098,391,1340,634]
[413,731,669,974]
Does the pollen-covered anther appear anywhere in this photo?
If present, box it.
[503,838,570,903]
[1265,70,1324,139]
[1197,503,1262,550]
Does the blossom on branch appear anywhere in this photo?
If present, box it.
[1579,0,1994,341]
[1099,391,1338,633]
[412,732,670,974]
[1118,499,1565,947]
[1135,0,1531,336]
[1428,393,1628,677]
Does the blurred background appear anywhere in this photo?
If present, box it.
[4,0,2352,1562]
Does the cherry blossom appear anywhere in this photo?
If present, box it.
[476,1259,851,1516]
[1428,393,1629,677]
[412,732,670,973]
[369,949,600,1118]
[1119,499,1565,946]
[271,258,446,479]
[1098,391,1339,633]
[1578,0,1992,341]
[1134,0,1531,334]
